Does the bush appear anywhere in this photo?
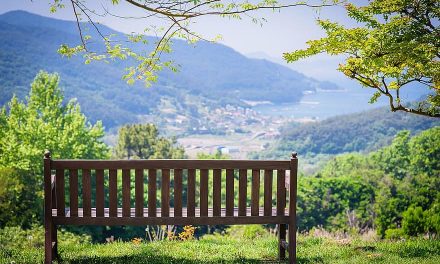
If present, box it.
[227,225,269,240]
[0,225,91,249]
[0,168,40,228]
[243,225,268,239]
[402,206,426,236]
[385,228,405,240]
[425,198,440,236]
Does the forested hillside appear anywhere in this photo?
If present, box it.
[255,107,439,159]
[0,11,335,130]
[297,127,440,238]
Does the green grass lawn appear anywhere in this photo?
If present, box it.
[1,233,440,264]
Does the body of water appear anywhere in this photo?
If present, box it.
[253,86,412,120]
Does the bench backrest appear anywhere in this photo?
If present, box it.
[44,152,298,225]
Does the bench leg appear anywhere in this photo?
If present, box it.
[278,224,286,260]
[52,224,58,259]
[45,222,58,263]
[288,224,296,264]
[45,222,53,263]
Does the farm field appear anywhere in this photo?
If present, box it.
[177,133,271,159]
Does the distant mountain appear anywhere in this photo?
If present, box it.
[254,107,440,158]
[0,10,335,130]
[246,51,342,90]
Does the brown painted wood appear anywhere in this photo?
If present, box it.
[264,169,273,216]
[251,169,260,216]
[148,169,157,217]
[54,207,284,218]
[200,169,208,216]
[135,169,144,217]
[82,169,91,217]
[122,169,131,217]
[44,152,54,264]
[56,169,65,217]
[69,169,78,217]
[51,223,58,259]
[108,169,117,217]
[52,159,290,170]
[161,169,170,217]
[212,169,221,216]
[174,169,183,217]
[46,155,297,263]
[238,169,247,216]
[289,154,298,264]
[95,169,104,217]
[279,224,287,260]
[54,215,289,226]
[277,170,286,216]
[226,169,234,216]
[187,169,196,217]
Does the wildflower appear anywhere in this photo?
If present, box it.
[132,237,142,245]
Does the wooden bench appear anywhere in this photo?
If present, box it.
[44,151,298,263]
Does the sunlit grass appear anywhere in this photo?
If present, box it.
[1,233,439,263]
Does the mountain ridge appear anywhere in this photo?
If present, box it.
[0,10,339,130]
[254,107,440,159]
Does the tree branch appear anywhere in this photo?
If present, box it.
[71,0,87,51]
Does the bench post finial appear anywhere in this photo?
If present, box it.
[44,150,51,159]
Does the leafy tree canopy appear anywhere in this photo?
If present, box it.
[309,127,440,237]
[0,71,109,173]
[115,123,185,159]
[49,0,336,86]
[284,0,440,117]
[0,71,109,227]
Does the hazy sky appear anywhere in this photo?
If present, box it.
[0,0,358,83]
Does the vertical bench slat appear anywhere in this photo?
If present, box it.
[174,169,183,217]
[264,169,273,216]
[226,169,234,216]
[187,169,196,217]
[56,169,65,216]
[122,169,131,217]
[238,169,247,216]
[200,169,208,217]
[212,169,221,216]
[161,169,170,217]
[96,169,104,217]
[109,169,117,217]
[82,169,91,217]
[135,169,144,217]
[276,169,286,216]
[69,169,78,217]
[251,169,260,216]
[148,169,157,217]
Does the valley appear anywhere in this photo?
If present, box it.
[1,11,436,163]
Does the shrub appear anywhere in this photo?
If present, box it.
[425,199,440,236]
[384,228,405,240]
[402,206,425,236]
[0,168,40,228]
[0,225,91,249]
[243,225,268,239]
